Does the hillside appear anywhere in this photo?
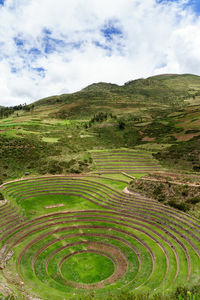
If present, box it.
[0,74,200,182]
[32,73,200,119]
[0,74,200,299]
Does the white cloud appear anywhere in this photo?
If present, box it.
[0,0,200,106]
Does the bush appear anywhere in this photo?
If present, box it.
[70,167,81,174]
[153,184,164,196]
[118,120,126,130]
[168,200,189,212]
[174,286,188,299]
[157,194,166,202]
[193,165,200,172]
[48,161,63,174]
[182,190,188,197]
[186,197,200,204]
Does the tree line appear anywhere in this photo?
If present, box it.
[0,103,34,119]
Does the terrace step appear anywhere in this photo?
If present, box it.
[0,176,200,298]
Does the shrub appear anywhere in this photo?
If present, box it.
[174,286,188,299]
[153,184,164,196]
[168,200,189,212]
[182,190,188,197]
[193,165,200,172]
[186,197,200,204]
[118,120,126,130]
[157,194,166,202]
[48,162,63,174]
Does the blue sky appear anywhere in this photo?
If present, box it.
[157,0,200,14]
[185,0,200,14]
[0,0,200,106]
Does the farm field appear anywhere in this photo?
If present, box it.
[0,175,200,299]
[91,149,162,174]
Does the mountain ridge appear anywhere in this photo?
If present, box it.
[32,73,200,106]
[28,73,200,119]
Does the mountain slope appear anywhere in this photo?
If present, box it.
[32,73,200,119]
[0,73,200,182]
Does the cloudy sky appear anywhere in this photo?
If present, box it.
[0,0,200,106]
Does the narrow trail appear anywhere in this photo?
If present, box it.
[122,187,152,200]
[123,187,135,195]
[140,177,200,187]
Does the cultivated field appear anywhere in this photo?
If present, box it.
[91,149,162,175]
[0,175,200,299]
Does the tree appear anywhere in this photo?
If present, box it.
[118,120,126,130]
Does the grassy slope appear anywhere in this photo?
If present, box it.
[0,74,200,182]
[32,74,200,118]
[0,74,200,299]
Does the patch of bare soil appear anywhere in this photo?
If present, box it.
[142,136,155,142]
[0,200,7,207]
[173,132,200,141]
[45,204,65,209]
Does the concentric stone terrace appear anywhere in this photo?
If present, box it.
[91,149,162,174]
[0,176,200,299]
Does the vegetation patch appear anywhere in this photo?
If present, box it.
[129,173,200,216]
[91,149,162,174]
[61,251,115,284]
[0,176,199,299]
[154,135,200,171]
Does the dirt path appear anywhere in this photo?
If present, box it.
[122,187,151,199]
[140,177,200,187]
[122,187,135,195]
[0,282,9,297]
[45,204,65,209]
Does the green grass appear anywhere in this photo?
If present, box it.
[61,252,114,284]
[91,149,162,175]
[86,177,128,191]
[55,120,71,125]
[1,176,199,299]
[0,74,200,299]
[19,194,105,218]
[129,173,148,178]
[42,137,59,143]
[92,173,130,181]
